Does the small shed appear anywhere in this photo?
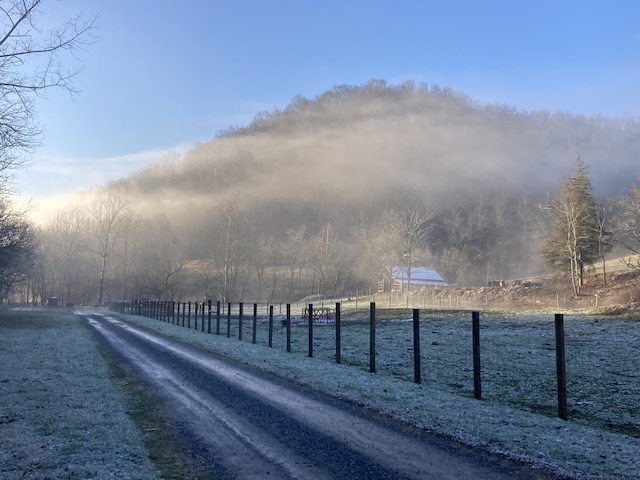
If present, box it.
[388,266,448,291]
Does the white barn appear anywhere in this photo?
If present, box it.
[386,266,448,291]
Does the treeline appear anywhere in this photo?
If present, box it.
[7,80,640,305]
[16,190,548,306]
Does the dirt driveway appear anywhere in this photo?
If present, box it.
[84,312,555,479]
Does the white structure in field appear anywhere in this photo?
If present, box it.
[385,266,448,291]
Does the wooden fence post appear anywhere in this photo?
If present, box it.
[413,309,421,384]
[472,311,482,400]
[238,302,243,341]
[201,302,205,332]
[555,313,568,420]
[226,302,231,337]
[207,299,212,333]
[335,302,341,364]
[308,303,314,357]
[369,302,376,373]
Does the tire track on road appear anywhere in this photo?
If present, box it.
[84,312,542,479]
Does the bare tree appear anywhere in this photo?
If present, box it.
[0,0,96,186]
[372,207,433,290]
[307,223,351,296]
[209,196,248,303]
[617,180,640,269]
[247,233,276,302]
[44,205,88,305]
[135,215,184,299]
[282,226,305,301]
[0,197,37,300]
[112,211,147,300]
[595,200,614,285]
[88,192,130,305]
[434,211,474,285]
[0,1,94,301]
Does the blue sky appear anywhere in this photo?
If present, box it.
[16,0,640,200]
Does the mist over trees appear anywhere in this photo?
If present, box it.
[14,80,640,305]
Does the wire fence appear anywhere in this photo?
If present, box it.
[108,299,640,438]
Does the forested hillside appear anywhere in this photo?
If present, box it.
[33,80,640,305]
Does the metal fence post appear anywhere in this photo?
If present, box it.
[308,303,314,357]
[472,311,482,399]
[413,309,421,384]
[335,302,341,364]
[369,302,376,373]
[555,313,568,420]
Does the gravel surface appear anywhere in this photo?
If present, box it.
[85,312,554,479]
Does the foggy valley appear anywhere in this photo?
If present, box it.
[8,5,640,480]
[24,81,640,305]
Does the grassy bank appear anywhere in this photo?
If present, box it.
[0,307,160,479]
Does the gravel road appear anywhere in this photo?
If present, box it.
[84,312,552,479]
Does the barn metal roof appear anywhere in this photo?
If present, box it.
[388,266,448,286]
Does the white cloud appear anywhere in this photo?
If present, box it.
[16,143,195,197]
[13,143,195,224]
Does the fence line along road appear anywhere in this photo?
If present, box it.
[110,300,589,422]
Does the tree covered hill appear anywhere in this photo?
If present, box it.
[96,80,640,297]
[114,79,640,204]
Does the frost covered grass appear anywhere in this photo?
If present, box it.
[0,308,160,480]
[111,307,640,479]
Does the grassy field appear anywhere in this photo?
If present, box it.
[303,312,640,438]
[0,308,161,479]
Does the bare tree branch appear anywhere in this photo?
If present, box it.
[0,0,96,177]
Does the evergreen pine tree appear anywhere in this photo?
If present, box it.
[541,158,605,295]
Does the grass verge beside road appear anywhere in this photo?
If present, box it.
[0,307,160,479]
